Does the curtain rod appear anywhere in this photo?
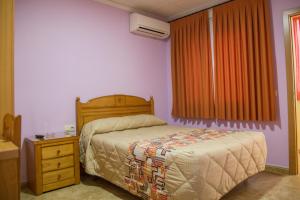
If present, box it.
[169,0,233,23]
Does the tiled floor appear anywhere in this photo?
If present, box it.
[21,172,300,200]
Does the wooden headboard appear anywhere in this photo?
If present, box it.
[2,114,21,147]
[76,94,154,136]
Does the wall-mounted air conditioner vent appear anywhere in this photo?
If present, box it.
[130,13,170,39]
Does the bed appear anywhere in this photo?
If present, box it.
[76,94,267,200]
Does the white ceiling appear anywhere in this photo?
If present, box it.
[94,0,231,21]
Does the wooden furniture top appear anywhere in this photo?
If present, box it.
[0,113,21,160]
[26,133,79,145]
[0,137,18,160]
[76,94,154,136]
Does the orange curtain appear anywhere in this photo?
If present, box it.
[214,0,276,121]
[171,11,215,119]
[292,16,300,100]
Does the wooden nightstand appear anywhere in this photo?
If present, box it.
[25,133,80,195]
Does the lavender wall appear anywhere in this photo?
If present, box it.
[15,0,168,182]
[167,0,300,168]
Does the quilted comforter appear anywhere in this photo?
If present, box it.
[80,115,267,200]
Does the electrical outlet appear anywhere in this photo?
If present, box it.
[64,124,75,133]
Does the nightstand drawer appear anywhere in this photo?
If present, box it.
[42,155,74,172]
[43,167,74,185]
[42,143,73,159]
[43,178,76,192]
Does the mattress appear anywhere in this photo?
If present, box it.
[80,116,267,200]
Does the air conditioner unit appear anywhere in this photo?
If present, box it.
[130,13,170,39]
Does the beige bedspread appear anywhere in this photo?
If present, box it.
[80,116,267,200]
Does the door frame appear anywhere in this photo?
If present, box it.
[283,7,300,175]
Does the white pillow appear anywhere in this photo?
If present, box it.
[82,114,167,135]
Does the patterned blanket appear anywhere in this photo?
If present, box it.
[124,129,233,200]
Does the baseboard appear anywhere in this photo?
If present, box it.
[265,165,289,175]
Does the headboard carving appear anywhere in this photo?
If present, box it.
[76,94,154,136]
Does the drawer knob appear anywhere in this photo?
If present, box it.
[58,174,61,180]
[57,150,61,156]
[57,162,61,168]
